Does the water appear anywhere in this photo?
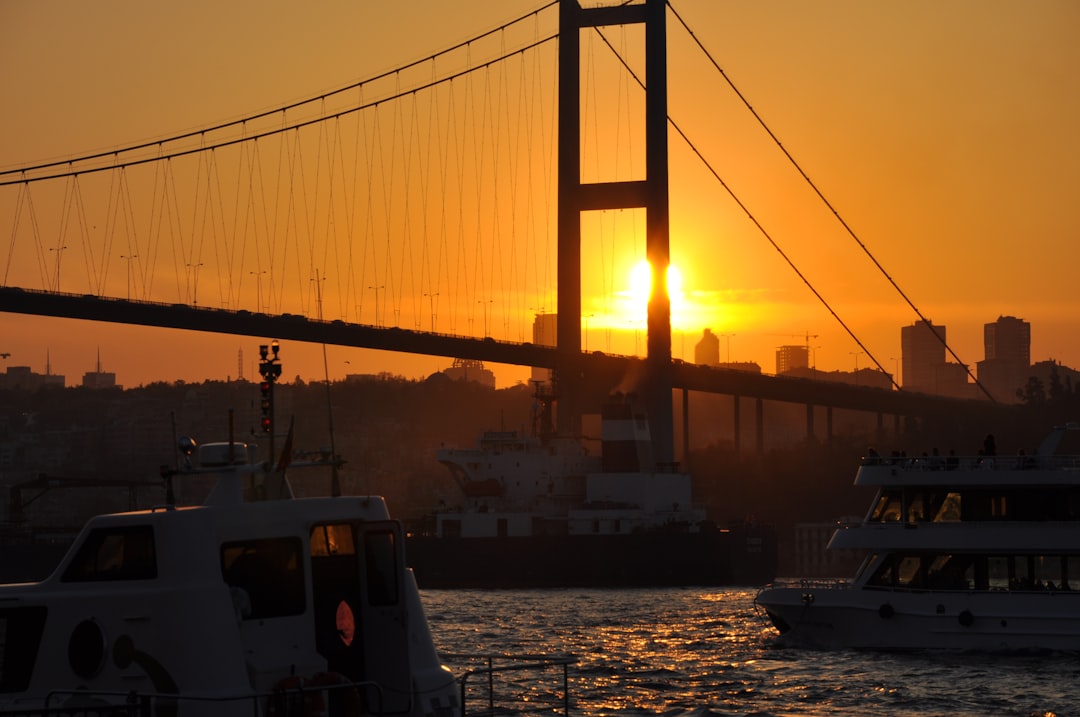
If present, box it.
[421,588,1076,717]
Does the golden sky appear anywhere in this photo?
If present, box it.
[1,0,1078,388]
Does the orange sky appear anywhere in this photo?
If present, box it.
[2,0,1078,389]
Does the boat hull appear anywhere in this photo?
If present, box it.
[406,527,777,589]
[755,584,1080,650]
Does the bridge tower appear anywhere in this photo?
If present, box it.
[557,0,674,464]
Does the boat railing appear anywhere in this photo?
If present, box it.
[762,577,851,591]
[5,677,386,717]
[3,657,576,717]
[444,652,578,717]
[861,453,1080,471]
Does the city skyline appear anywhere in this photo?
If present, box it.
[2,310,1071,396]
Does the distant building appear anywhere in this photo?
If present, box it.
[694,329,720,366]
[443,358,495,389]
[901,319,946,393]
[977,315,1031,403]
[775,345,809,375]
[792,520,864,578]
[82,350,121,390]
[531,313,558,385]
[1029,359,1080,400]
[0,365,65,391]
[784,366,893,390]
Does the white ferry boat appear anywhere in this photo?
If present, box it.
[0,436,467,716]
[755,424,1080,650]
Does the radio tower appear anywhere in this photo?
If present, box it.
[237,348,244,381]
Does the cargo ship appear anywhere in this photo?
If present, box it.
[406,391,777,588]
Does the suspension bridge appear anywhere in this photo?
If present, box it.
[0,0,1013,453]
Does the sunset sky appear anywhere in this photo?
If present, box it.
[2,0,1078,389]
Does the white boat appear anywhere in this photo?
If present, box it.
[754,424,1080,650]
[0,435,466,716]
[0,375,574,715]
[407,390,777,588]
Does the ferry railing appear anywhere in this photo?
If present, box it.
[6,660,577,717]
[4,678,385,717]
[443,653,577,717]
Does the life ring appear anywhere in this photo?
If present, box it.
[878,603,894,619]
[309,672,362,715]
[958,610,974,627]
[268,675,328,717]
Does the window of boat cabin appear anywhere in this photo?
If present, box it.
[365,530,399,605]
[1067,556,1080,590]
[62,525,157,582]
[869,491,902,521]
[220,538,304,619]
[310,524,399,607]
[867,554,923,588]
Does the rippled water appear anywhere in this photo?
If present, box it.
[421,588,1076,717]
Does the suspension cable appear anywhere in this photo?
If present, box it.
[1,5,559,187]
[667,1,992,401]
[591,21,898,391]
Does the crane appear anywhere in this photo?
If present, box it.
[767,332,819,350]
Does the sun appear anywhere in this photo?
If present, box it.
[629,260,683,307]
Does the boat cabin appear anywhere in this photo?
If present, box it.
[0,485,457,716]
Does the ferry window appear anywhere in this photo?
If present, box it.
[961,491,993,521]
[221,538,304,619]
[868,555,923,588]
[311,523,356,557]
[896,556,923,588]
[1065,556,1080,590]
[365,530,399,605]
[986,556,1012,590]
[906,493,926,523]
[1033,556,1063,590]
[870,491,902,522]
[62,526,157,582]
[0,607,47,693]
[931,493,962,522]
[926,554,973,590]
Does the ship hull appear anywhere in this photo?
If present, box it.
[755,584,1080,650]
[406,526,777,589]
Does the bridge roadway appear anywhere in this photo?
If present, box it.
[0,287,999,429]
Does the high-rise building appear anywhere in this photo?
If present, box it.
[977,315,1031,403]
[531,313,558,384]
[901,320,946,393]
[694,329,720,366]
[775,345,809,375]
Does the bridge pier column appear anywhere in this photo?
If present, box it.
[806,403,815,442]
[681,387,690,471]
[755,398,764,456]
[733,394,741,455]
[827,405,834,443]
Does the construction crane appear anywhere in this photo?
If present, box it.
[768,332,819,350]
[768,332,820,371]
